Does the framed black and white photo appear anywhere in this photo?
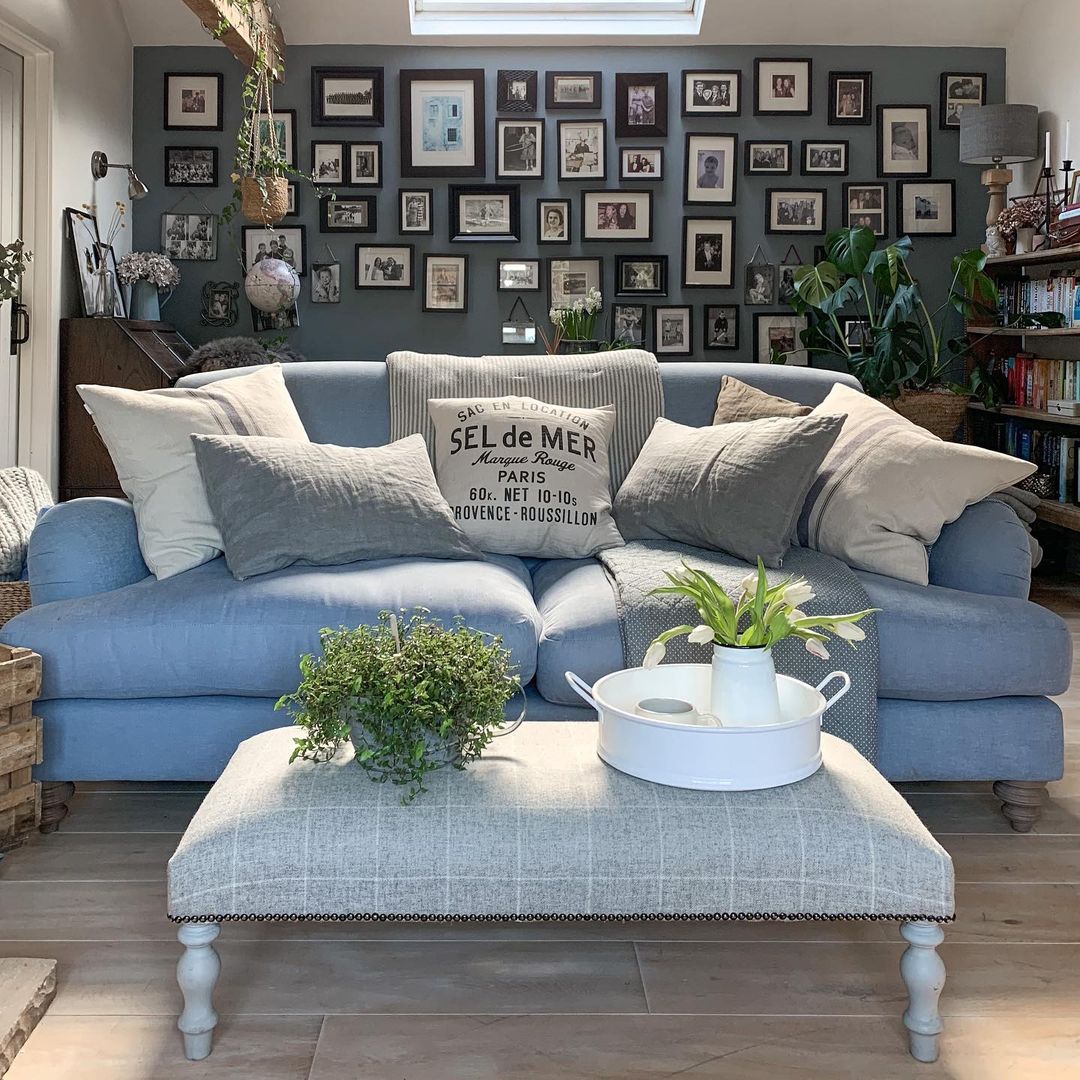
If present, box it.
[348,141,382,186]
[497,258,541,292]
[311,66,384,127]
[745,141,791,175]
[201,280,239,325]
[310,263,341,304]
[257,110,297,168]
[897,179,956,236]
[449,185,521,242]
[546,71,602,110]
[558,120,606,181]
[940,72,986,130]
[682,70,740,116]
[399,189,433,234]
[164,72,223,131]
[766,188,827,234]
[164,146,217,187]
[320,197,377,234]
[581,190,653,242]
[844,182,889,236]
[704,305,739,350]
[400,69,485,178]
[548,257,602,310]
[497,70,538,114]
[615,73,667,138]
[615,254,667,296]
[242,225,305,275]
[423,253,469,312]
[744,263,776,306]
[841,317,872,350]
[682,217,736,288]
[621,147,663,180]
[755,313,809,365]
[611,303,647,346]
[537,198,572,244]
[755,58,812,116]
[251,304,299,333]
[162,212,218,262]
[285,183,299,217]
[829,71,872,126]
[65,207,124,317]
[653,306,693,357]
[802,140,848,175]
[777,254,802,305]
[356,244,415,289]
[496,119,543,179]
[684,133,737,205]
[878,105,932,178]
[312,141,345,184]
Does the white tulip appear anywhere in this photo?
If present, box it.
[643,641,666,669]
[687,624,716,644]
[739,571,758,595]
[833,622,866,642]
[671,565,696,585]
[804,638,830,661]
[789,609,808,622]
[784,581,816,606]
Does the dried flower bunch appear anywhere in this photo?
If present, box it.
[996,199,1045,238]
[117,251,181,289]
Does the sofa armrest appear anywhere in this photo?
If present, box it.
[29,498,150,605]
[928,500,1032,600]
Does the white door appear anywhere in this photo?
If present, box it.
[0,43,21,467]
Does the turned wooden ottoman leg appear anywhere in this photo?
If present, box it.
[993,780,1048,833]
[900,920,945,1063]
[38,781,75,833]
[177,922,220,1060]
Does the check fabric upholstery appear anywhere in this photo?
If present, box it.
[168,724,954,922]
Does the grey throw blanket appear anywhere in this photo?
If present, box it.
[598,541,879,764]
[0,468,52,580]
[386,349,664,489]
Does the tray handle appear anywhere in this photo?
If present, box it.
[564,671,598,711]
[816,671,851,712]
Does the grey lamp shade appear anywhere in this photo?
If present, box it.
[960,103,1039,165]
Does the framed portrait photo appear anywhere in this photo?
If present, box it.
[257,110,297,168]
[684,133,737,205]
[704,305,739,350]
[546,71,602,110]
[537,198,572,244]
[496,119,544,180]
[558,119,606,181]
[163,72,223,131]
[162,212,218,262]
[878,104,932,178]
[241,225,305,275]
[581,190,652,242]
[399,189,433,235]
[348,141,382,186]
[615,72,667,138]
[843,182,889,236]
[621,146,663,181]
[744,263,776,306]
[164,146,217,187]
[745,141,791,176]
[449,185,520,242]
[201,280,239,325]
[802,140,848,176]
[615,255,667,296]
[548,257,602,311]
[423,253,469,313]
[829,71,872,126]
[897,179,956,237]
[653,306,693,357]
[682,70,740,117]
[497,258,541,292]
[310,262,341,304]
[766,188,827,234]
[311,66,384,127]
[400,69,486,178]
[285,183,299,217]
[682,216,736,289]
[940,72,986,130]
[755,58,812,116]
[497,70,538,114]
[611,303,647,347]
[777,255,801,305]
[312,142,345,184]
[356,244,415,289]
[320,197,377,234]
[755,313,809,365]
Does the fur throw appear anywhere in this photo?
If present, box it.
[188,336,306,373]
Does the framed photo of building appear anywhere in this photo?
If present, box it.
[241,225,305,275]
[755,313,809,365]
[940,72,986,130]
[745,141,791,175]
[256,110,297,168]
[546,71,602,110]
[496,119,544,179]
[682,70,741,116]
[537,198,572,244]
[548,257,602,310]
[704,305,739,350]
[164,146,217,187]
[614,73,667,138]
[621,147,663,180]
[829,71,872,126]
[497,70,538,114]
[682,216,736,288]
[497,258,541,292]
[356,245,415,289]
[684,133,737,205]
[897,179,956,236]
[163,72,223,131]
[558,120,606,181]
[163,212,218,262]
[581,190,653,242]
[878,104,932,177]
[348,142,382,186]
[312,142,346,184]
[399,189,433,234]
[311,66,384,126]
[754,58,812,116]
[423,253,469,312]
[320,197,377,234]
[611,303,647,346]
[615,254,667,296]
[449,185,521,242]
[400,69,485,178]
[802,140,848,176]
[844,182,889,236]
[310,263,341,304]
[766,188,827,234]
[654,306,693,356]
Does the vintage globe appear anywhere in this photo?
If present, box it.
[244,258,300,313]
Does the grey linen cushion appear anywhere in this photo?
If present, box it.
[191,433,481,580]
[712,375,812,424]
[613,415,843,566]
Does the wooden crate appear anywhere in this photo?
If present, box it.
[0,644,42,852]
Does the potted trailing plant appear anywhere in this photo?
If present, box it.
[644,561,876,727]
[116,251,179,321]
[539,287,603,354]
[0,238,31,305]
[279,609,523,802]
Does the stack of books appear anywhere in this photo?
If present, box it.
[991,353,1080,409]
[997,270,1080,325]
[973,413,1077,503]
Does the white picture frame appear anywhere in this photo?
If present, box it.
[558,120,606,181]
[581,190,652,242]
[682,216,735,288]
[496,119,544,179]
[684,133,737,205]
[756,313,809,365]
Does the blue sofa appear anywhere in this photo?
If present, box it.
[5,361,1071,830]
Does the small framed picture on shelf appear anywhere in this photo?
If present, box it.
[241,225,305,275]
[497,258,541,292]
[400,68,486,178]
[581,190,652,242]
[802,140,848,176]
[755,312,808,365]
[754,58,812,116]
[423,253,469,313]
[621,147,663,181]
[878,104,932,177]
[615,254,667,296]
[355,244,415,289]
[163,212,218,262]
[311,141,346,184]
[614,72,667,138]
[548,257,602,311]
[558,119,606,181]
[310,262,341,304]
[537,198,572,244]
[704,305,739,350]
[684,133,737,204]
[164,146,217,187]
[843,182,888,236]
[897,179,956,236]
[653,305,693,357]
[829,71,872,125]
[940,72,986,130]
[745,141,791,175]
[163,72,223,131]
[311,66,384,126]
[682,70,740,116]
[497,69,538,114]
[399,189,433,234]
[496,119,544,180]
[766,188,827,234]
[449,185,521,242]
[546,71,602,110]
[611,303,647,346]
[320,196,377,234]
[348,141,382,186]
[682,216,736,288]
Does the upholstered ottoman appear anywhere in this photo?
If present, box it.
[168,723,955,1063]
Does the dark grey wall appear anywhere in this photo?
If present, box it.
[132,44,1005,362]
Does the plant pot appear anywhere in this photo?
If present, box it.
[241,175,289,226]
[348,723,463,771]
[128,280,161,322]
[709,645,782,728]
[889,388,970,441]
[556,339,600,355]
[1014,226,1036,255]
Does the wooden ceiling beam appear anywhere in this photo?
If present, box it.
[181,0,285,80]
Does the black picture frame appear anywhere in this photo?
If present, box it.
[423,253,469,313]
[557,118,607,181]
[448,184,521,242]
[495,118,544,180]
[537,198,572,245]
[311,66,385,127]
[581,190,654,242]
[615,254,667,296]
[163,72,223,131]
[546,71,602,110]
[611,303,648,347]
[65,206,125,317]
[897,179,957,237]
[703,304,740,350]
[620,146,664,181]
[754,58,813,116]
[311,141,347,185]
[256,109,297,168]
[547,256,603,311]
[241,224,306,276]
[163,146,218,187]
[681,70,741,117]
[801,140,849,176]
[284,182,300,218]
[347,140,383,187]
[766,188,828,234]
[828,71,872,126]
[319,196,377,234]
[681,216,737,289]
[251,304,299,333]
[653,305,694,357]
[399,189,434,235]
[399,69,486,178]
[684,132,738,205]
[355,244,417,290]
[754,312,809,365]
[843,182,889,237]
[497,70,538,114]
[939,72,987,130]
[201,280,239,325]
[496,258,542,292]
[614,72,668,139]
[877,104,933,179]
[745,141,792,176]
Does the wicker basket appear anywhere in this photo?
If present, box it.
[240,175,289,226]
[0,581,30,630]
[889,389,970,441]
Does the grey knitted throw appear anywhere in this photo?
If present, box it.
[0,467,52,580]
[597,541,879,764]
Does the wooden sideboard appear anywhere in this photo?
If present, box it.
[58,318,195,501]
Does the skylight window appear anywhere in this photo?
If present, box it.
[410,0,707,36]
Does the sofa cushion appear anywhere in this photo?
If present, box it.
[8,554,541,700]
[711,376,811,424]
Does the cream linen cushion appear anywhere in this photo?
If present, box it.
[800,384,1036,585]
[712,375,811,424]
[78,365,309,579]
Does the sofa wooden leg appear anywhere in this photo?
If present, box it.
[38,781,75,834]
[993,780,1048,833]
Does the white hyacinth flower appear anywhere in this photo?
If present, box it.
[784,581,815,606]
[804,638,830,661]
[643,641,666,669]
[687,624,715,644]
[833,622,866,642]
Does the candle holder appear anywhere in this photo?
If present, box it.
[1063,159,1075,208]
[1031,166,1056,251]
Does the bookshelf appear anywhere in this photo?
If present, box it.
[966,326,1080,338]
[968,402,1080,429]
[1035,499,1080,532]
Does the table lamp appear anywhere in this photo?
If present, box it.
[959,104,1039,229]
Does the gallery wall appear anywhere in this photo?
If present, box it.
[132,44,1005,361]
